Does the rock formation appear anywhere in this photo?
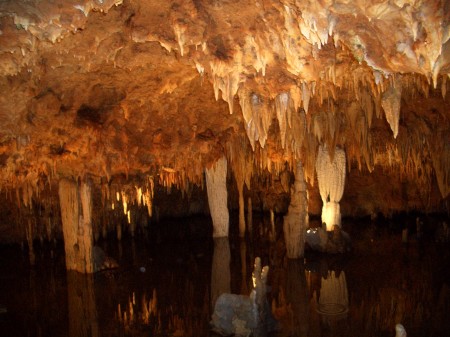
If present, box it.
[0,0,449,267]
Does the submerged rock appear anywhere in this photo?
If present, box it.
[93,246,119,272]
[211,257,278,336]
[305,225,351,254]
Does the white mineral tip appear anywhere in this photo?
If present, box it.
[395,323,407,337]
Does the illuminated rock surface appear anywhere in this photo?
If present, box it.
[0,1,448,244]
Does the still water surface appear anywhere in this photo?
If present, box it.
[0,215,449,337]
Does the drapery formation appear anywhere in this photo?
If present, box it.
[316,145,346,231]
[205,156,229,238]
[59,179,94,273]
[283,161,309,258]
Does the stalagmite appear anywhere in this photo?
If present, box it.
[283,161,309,259]
[205,156,229,237]
[59,178,94,273]
[316,145,346,231]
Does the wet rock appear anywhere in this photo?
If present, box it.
[435,221,450,243]
[93,246,119,272]
[305,225,351,254]
[211,257,278,336]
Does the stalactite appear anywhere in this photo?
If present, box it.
[286,106,307,159]
[316,145,346,231]
[205,156,229,238]
[381,78,402,138]
[302,82,311,114]
[270,209,275,242]
[210,60,242,115]
[239,90,272,150]
[26,218,35,265]
[247,197,253,236]
[228,136,253,237]
[431,131,450,198]
[303,134,318,185]
[275,92,290,149]
[290,85,302,113]
[283,161,308,258]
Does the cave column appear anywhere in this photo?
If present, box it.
[205,156,229,237]
[59,179,94,273]
[316,145,346,231]
[283,161,309,259]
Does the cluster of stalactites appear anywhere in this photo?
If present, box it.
[102,176,155,222]
[431,131,450,198]
[316,145,346,231]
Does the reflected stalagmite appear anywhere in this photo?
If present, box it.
[317,271,349,320]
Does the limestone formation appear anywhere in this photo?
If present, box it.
[205,156,229,238]
[0,0,448,259]
[283,162,309,259]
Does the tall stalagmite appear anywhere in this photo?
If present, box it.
[59,179,94,273]
[316,145,346,231]
[283,162,309,259]
[205,156,229,237]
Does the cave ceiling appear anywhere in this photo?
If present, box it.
[0,0,449,201]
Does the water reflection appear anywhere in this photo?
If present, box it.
[284,259,309,337]
[316,271,349,319]
[66,271,99,337]
[211,237,231,308]
[1,217,450,337]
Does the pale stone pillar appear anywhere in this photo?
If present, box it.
[205,156,229,237]
[59,179,94,273]
[283,162,309,258]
